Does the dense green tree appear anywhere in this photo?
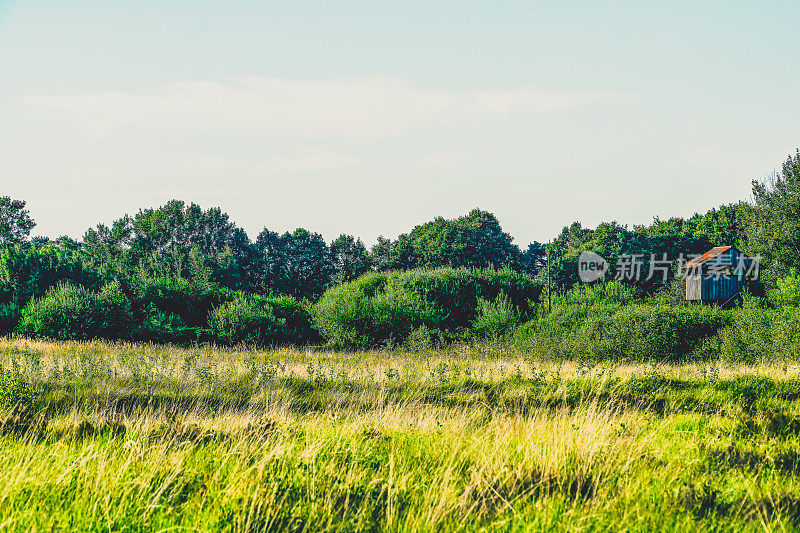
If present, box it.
[690,203,745,247]
[371,235,416,271]
[545,218,715,292]
[255,228,334,300]
[521,241,546,277]
[0,241,100,307]
[745,150,800,276]
[81,217,133,281]
[0,197,36,245]
[371,209,521,271]
[330,234,372,283]
[126,200,250,259]
[81,201,255,290]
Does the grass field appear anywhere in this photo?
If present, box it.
[0,338,799,531]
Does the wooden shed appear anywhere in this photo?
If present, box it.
[683,246,758,303]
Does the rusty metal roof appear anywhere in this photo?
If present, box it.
[682,246,733,269]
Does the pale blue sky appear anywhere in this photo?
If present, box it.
[0,1,797,246]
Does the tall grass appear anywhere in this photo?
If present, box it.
[0,337,799,531]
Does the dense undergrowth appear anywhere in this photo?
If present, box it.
[0,338,799,531]
[5,266,800,369]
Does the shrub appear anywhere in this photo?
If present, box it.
[263,295,320,345]
[97,280,134,338]
[132,277,231,327]
[136,305,206,344]
[770,270,800,307]
[713,307,800,364]
[208,294,318,347]
[313,268,541,349]
[574,305,730,362]
[208,296,285,346]
[0,370,36,409]
[713,308,775,365]
[512,281,634,356]
[472,293,520,340]
[772,308,800,361]
[18,283,109,340]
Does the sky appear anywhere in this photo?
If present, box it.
[0,1,798,247]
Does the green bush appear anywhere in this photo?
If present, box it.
[713,308,775,365]
[770,270,800,307]
[136,305,207,344]
[313,268,541,349]
[208,296,284,346]
[264,295,320,345]
[712,307,800,364]
[472,293,520,340]
[0,369,36,409]
[574,305,730,362]
[772,308,800,361]
[513,281,634,356]
[128,277,235,344]
[209,294,318,346]
[17,283,112,340]
[132,277,231,327]
[97,281,134,338]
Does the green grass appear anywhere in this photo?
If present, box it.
[0,338,799,531]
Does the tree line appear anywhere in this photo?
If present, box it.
[0,149,798,345]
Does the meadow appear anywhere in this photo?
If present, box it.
[1,338,799,531]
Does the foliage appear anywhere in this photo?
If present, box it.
[208,294,317,346]
[254,228,335,300]
[574,305,730,362]
[96,281,134,338]
[130,276,230,328]
[746,149,800,277]
[712,306,800,364]
[472,293,521,340]
[208,295,285,346]
[330,234,372,283]
[265,295,320,346]
[372,209,521,271]
[0,241,100,308]
[0,302,20,334]
[16,283,129,340]
[0,369,36,409]
[770,270,800,307]
[0,196,35,246]
[313,267,541,349]
[514,282,644,356]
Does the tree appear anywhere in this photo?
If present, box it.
[690,203,745,248]
[0,197,36,245]
[81,200,254,287]
[371,209,522,271]
[254,228,334,300]
[127,200,249,259]
[521,242,546,277]
[330,234,372,283]
[371,235,416,271]
[746,149,800,276]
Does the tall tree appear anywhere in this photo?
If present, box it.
[746,149,800,276]
[0,196,36,245]
[372,209,521,271]
[330,234,372,282]
[127,200,249,259]
[255,228,334,299]
[521,242,547,277]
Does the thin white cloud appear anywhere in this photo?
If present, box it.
[20,76,633,142]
